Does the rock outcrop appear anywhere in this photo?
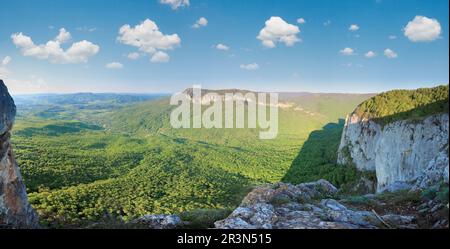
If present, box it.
[0,79,39,228]
[215,180,418,229]
[337,112,449,192]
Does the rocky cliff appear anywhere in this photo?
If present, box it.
[0,79,39,228]
[337,107,449,193]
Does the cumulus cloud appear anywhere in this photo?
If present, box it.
[11,28,99,64]
[404,16,441,42]
[384,48,398,58]
[55,28,71,43]
[127,52,140,60]
[365,51,376,58]
[2,56,11,66]
[240,63,259,70]
[159,0,189,10]
[257,17,300,48]
[192,17,208,29]
[323,20,332,26]
[105,62,123,69]
[150,51,170,63]
[339,47,354,56]
[117,19,181,63]
[297,18,306,24]
[349,24,359,31]
[215,43,229,51]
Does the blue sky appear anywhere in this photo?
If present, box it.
[0,0,448,94]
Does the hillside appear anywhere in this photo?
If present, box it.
[353,85,449,125]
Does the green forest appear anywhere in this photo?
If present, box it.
[355,85,449,125]
[11,86,448,227]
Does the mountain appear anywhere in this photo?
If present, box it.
[337,85,449,192]
[3,82,449,228]
[14,92,166,106]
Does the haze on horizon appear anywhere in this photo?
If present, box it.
[0,0,448,95]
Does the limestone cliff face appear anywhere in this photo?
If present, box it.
[337,111,449,193]
[0,79,38,228]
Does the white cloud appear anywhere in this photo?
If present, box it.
[215,43,229,51]
[127,52,140,60]
[297,18,306,24]
[323,20,332,26]
[11,29,99,64]
[2,56,11,66]
[404,16,441,42]
[192,17,208,29]
[365,51,376,58]
[339,47,354,56]
[349,24,359,31]
[240,63,259,70]
[150,51,170,63]
[117,19,181,63]
[159,0,189,10]
[388,35,397,40]
[384,48,398,58]
[55,28,71,43]
[105,62,123,69]
[257,17,300,48]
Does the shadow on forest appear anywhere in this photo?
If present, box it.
[281,119,348,185]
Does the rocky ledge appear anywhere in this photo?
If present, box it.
[214,180,448,229]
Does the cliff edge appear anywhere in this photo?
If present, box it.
[337,85,449,193]
[0,79,39,228]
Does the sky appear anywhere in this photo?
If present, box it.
[0,0,448,94]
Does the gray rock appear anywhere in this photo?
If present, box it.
[214,217,256,229]
[136,214,182,229]
[1,80,39,228]
[337,112,449,193]
[230,207,254,219]
[215,180,417,229]
[248,203,275,228]
[381,214,416,227]
[0,80,16,135]
[430,204,444,213]
[321,199,347,211]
